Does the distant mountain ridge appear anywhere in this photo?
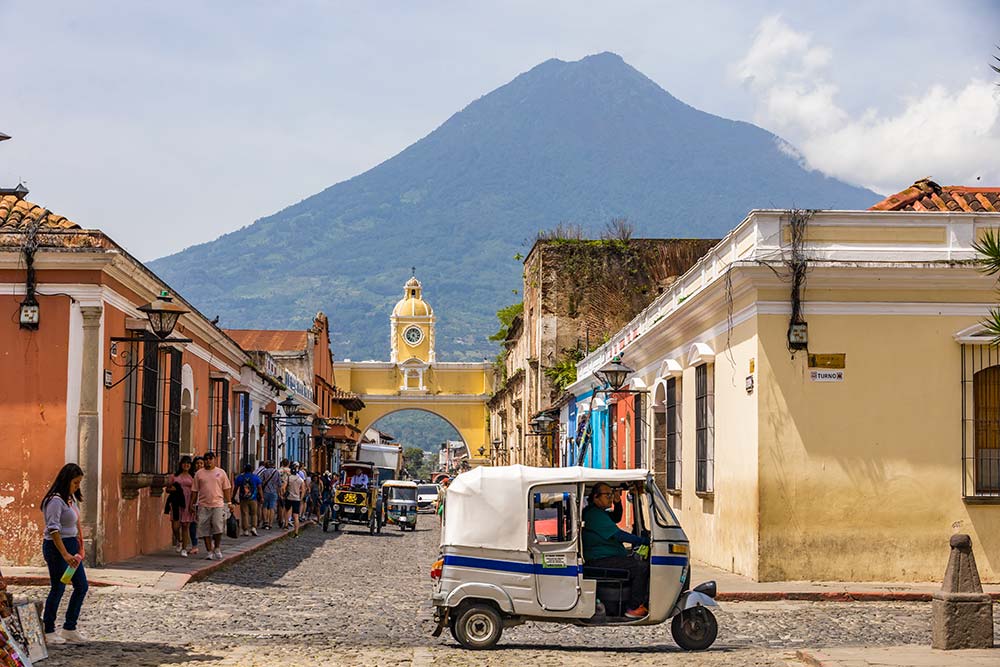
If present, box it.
[150,52,878,361]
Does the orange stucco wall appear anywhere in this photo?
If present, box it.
[0,294,71,566]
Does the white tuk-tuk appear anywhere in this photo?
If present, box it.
[429,465,719,650]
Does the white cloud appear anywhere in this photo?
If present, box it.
[735,15,1000,194]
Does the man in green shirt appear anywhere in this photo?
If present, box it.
[582,482,651,618]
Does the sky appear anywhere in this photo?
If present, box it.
[1,1,998,260]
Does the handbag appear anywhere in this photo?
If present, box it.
[226,511,239,539]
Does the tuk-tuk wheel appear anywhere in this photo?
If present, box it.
[450,602,503,650]
[399,524,406,532]
[671,607,718,651]
[332,522,341,532]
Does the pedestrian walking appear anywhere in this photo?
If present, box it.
[165,455,195,556]
[190,452,236,560]
[39,463,89,645]
[186,456,204,555]
[233,464,262,537]
[277,458,291,529]
[282,462,305,537]
[259,461,280,530]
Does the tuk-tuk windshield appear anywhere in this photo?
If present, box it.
[391,487,417,502]
[648,479,680,528]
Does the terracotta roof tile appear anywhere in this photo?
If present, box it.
[0,195,80,230]
[225,329,309,352]
[870,179,1000,212]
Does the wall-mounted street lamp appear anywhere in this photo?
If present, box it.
[108,291,192,389]
[595,355,634,392]
[138,292,189,339]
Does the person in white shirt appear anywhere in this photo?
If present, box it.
[352,471,370,489]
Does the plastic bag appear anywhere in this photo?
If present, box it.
[226,511,239,539]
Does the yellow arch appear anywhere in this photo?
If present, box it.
[334,361,494,464]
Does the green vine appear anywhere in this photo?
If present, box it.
[544,348,584,394]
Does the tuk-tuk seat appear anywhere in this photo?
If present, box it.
[582,566,630,581]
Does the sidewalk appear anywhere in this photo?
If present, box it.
[4,521,313,591]
[693,560,1000,602]
[795,646,998,666]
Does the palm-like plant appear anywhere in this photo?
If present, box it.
[972,228,1000,341]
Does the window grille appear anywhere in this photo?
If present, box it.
[695,364,714,494]
[208,378,230,472]
[633,393,643,469]
[165,348,182,474]
[122,335,142,473]
[264,414,277,463]
[237,393,252,470]
[962,344,1000,498]
[666,377,681,491]
[139,342,160,473]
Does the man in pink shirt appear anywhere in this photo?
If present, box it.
[190,451,236,561]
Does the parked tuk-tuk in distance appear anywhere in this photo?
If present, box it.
[381,480,418,531]
[429,465,719,651]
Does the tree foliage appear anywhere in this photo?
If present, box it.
[489,302,524,341]
[972,227,1000,342]
[544,347,584,394]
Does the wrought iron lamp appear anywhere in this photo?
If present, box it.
[138,291,189,339]
[595,355,633,391]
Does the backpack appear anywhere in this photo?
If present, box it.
[239,475,255,501]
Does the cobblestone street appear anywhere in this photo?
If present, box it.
[12,522,997,666]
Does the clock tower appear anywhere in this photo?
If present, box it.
[390,274,435,390]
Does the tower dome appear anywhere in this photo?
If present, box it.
[393,275,433,317]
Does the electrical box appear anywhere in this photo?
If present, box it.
[788,322,808,349]
[19,302,39,329]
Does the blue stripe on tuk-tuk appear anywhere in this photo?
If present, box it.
[443,555,582,576]
[650,555,688,566]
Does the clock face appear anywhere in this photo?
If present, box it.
[403,326,423,346]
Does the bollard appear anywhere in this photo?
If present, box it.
[931,534,994,650]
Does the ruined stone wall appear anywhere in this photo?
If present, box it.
[525,238,718,402]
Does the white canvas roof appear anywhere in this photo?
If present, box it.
[442,465,649,552]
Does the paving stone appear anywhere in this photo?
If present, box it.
[8,522,999,666]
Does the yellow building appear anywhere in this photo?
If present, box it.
[569,180,1000,582]
[334,275,494,463]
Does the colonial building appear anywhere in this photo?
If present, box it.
[335,275,493,462]
[567,179,1000,582]
[227,314,365,473]
[489,238,716,468]
[0,194,282,566]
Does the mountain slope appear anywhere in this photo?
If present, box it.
[150,52,878,361]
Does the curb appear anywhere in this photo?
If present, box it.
[5,576,119,588]
[6,521,316,590]
[718,591,1000,602]
[186,520,315,585]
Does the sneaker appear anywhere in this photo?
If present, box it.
[250,528,258,536]
[213,549,223,560]
[180,549,188,558]
[624,604,649,619]
[45,631,67,645]
[205,552,216,560]
[59,628,88,643]
[264,524,271,530]
[174,544,182,553]
[241,530,248,537]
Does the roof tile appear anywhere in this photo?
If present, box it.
[871,179,1000,213]
[225,329,309,352]
[0,195,80,230]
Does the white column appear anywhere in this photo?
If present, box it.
[77,305,103,565]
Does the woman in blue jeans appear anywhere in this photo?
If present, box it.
[40,463,89,645]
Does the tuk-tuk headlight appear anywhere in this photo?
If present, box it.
[333,504,340,511]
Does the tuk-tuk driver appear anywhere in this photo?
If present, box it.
[351,471,370,489]
[582,482,651,619]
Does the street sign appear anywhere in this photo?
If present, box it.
[810,370,844,382]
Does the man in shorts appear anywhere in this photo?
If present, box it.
[282,462,305,537]
[190,452,235,560]
[259,461,281,530]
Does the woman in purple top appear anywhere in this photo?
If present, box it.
[40,463,89,645]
